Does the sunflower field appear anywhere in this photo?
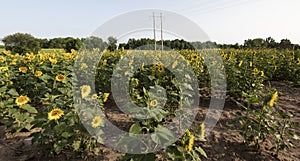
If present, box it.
[0,48,299,160]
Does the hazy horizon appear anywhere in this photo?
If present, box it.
[0,0,299,45]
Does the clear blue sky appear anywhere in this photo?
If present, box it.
[0,0,299,44]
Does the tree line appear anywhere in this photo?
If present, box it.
[1,33,299,55]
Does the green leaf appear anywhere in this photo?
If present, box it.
[129,123,142,135]
[22,104,38,113]
[61,132,73,138]
[7,88,19,96]
[195,146,207,158]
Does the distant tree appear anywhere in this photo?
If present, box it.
[278,39,293,50]
[39,38,50,48]
[48,38,66,49]
[2,33,40,54]
[266,37,277,48]
[244,38,267,49]
[82,36,107,51]
[107,36,117,51]
[64,38,82,52]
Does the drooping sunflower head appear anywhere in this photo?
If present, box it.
[81,85,91,99]
[56,74,66,82]
[15,95,30,106]
[48,108,64,121]
[34,71,43,77]
[92,116,103,128]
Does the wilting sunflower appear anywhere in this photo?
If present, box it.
[48,108,64,120]
[56,74,66,82]
[92,116,103,128]
[19,67,27,73]
[81,85,91,98]
[185,135,195,152]
[34,71,43,77]
[150,99,158,107]
[269,91,278,107]
[15,95,30,106]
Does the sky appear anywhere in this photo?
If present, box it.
[0,0,300,44]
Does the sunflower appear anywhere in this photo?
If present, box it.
[15,95,30,106]
[34,71,43,77]
[249,61,253,67]
[27,54,35,61]
[150,99,158,107]
[185,129,191,136]
[260,71,264,77]
[103,93,110,103]
[200,123,205,140]
[238,60,243,67]
[141,62,145,71]
[19,67,27,73]
[253,68,259,74]
[269,91,278,107]
[103,59,107,65]
[56,74,66,82]
[0,56,5,63]
[191,54,198,60]
[157,65,164,73]
[92,116,103,128]
[80,63,88,69]
[48,108,64,120]
[185,135,195,152]
[92,94,98,99]
[81,85,91,98]
[49,57,57,64]
[172,61,178,69]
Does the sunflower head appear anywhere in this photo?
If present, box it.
[157,65,164,73]
[150,99,158,107]
[81,85,91,99]
[56,74,66,82]
[191,54,198,60]
[92,116,103,128]
[19,67,27,73]
[48,108,64,120]
[92,94,98,99]
[15,95,30,106]
[0,56,5,63]
[34,71,43,77]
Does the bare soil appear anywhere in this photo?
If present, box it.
[0,81,299,161]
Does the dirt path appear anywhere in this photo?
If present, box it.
[0,81,299,161]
